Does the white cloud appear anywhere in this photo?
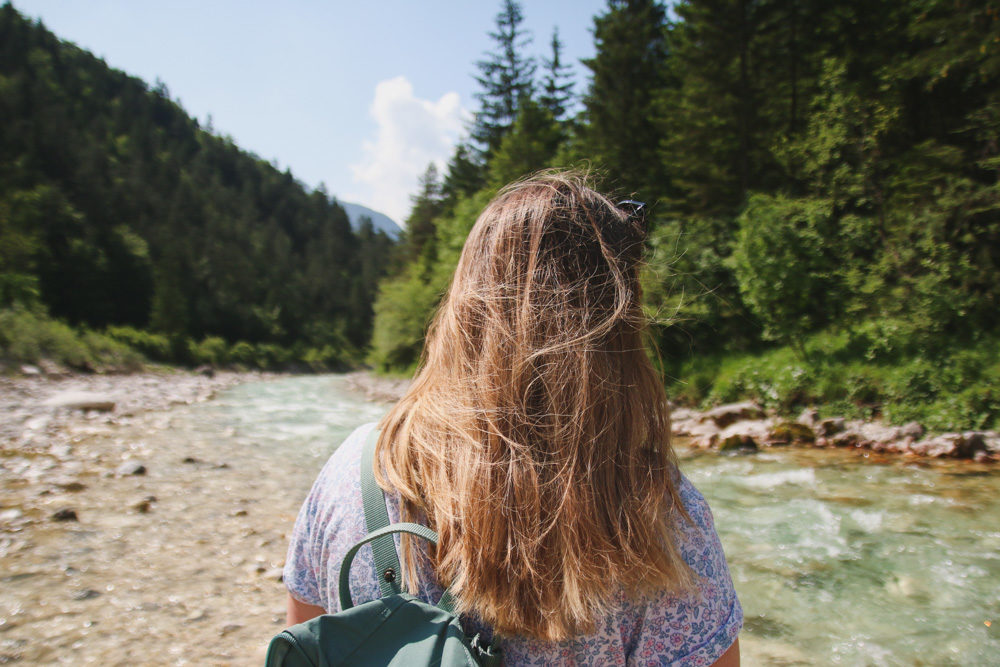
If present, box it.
[348,76,468,223]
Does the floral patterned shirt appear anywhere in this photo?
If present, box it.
[284,423,742,666]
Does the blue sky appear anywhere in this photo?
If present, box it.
[13,0,610,223]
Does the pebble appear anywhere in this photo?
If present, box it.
[0,509,24,522]
[115,461,147,476]
[73,589,102,601]
[51,508,78,522]
[219,623,243,637]
[185,609,208,622]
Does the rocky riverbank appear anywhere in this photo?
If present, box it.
[0,369,264,490]
[0,369,295,664]
[345,372,1000,463]
[671,402,1000,462]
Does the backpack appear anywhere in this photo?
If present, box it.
[265,428,503,666]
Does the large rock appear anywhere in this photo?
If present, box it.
[719,419,772,443]
[768,421,816,446]
[818,417,846,436]
[685,421,721,449]
[797,408,820,427]
[703,401,765,428]
[43,391,116,412]
[718,433,758,453]
[908,432,986,459]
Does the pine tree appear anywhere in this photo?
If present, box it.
[539,27,575,121]
[580,0,670,198]
[441,143,486,209]
[404,164,445,268]
[471,0,536,157]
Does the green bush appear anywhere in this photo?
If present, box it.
[665,323,1000,432]
[106,326,171,361]
[189,336,228,366]
[228,341,256,367]
[0,307,143,371]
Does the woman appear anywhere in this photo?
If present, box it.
[283,172,742,665]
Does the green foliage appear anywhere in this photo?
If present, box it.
[732,194,841,347]
[471,0,536,156]
[487,99,563,187]
[0,307,142,372]
[106,326,171,361]
[0,6,394,355]
[368,266,445,373]
[668,326,1000,432]
[581,0,669,197]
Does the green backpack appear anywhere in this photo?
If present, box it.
[265,429,503,666]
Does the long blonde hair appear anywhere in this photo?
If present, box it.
[376,171,693,641]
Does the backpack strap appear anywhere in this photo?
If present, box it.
[360,427,404,597]
[339,522,439,610]
[357,428,459,615]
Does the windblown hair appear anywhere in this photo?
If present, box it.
[376,171,694,641]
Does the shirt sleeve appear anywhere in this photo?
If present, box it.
[282,455,335,607]
[282,423,376,610]
[631,478,743,666]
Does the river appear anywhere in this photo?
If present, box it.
[2,374,998,665]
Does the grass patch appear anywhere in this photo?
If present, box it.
[664,323,1000,432]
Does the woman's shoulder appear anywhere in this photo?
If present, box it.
[311,422,376,495]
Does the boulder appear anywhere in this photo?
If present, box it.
[719,433,758,453]
[686,421,721,449]
[858,422,901,443]
[796,408,820,427]
[703,401,765,428]
[767,421,816,446]
[818,417,846,436]
[670,408,699,423]
[908,433,986,459]
[899,422,925,440]
[719,419,772,443]
[831,431,861,448]
[43,391,116,412]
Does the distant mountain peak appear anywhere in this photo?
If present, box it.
[338,201,402,239]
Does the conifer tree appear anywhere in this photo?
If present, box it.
[580,0,670,198]
[471,0,536,157]
[539,27,575,121]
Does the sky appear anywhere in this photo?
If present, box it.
[12,0,610,224]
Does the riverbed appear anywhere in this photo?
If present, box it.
[2,374,998,665]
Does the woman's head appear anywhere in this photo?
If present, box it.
[378,171,693,641]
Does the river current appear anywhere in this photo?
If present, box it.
[3,374,998,665]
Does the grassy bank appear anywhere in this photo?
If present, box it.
[0,308,356,374]
[665,325,1000,432]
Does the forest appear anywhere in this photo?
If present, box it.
[370,0,1000,431]
[1,0,998,430]
[0,4,395,370]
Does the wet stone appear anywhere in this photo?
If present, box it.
[51,508,78,522]
[73,589,101,601]
[219,623,243,637]
[115,461,147,476]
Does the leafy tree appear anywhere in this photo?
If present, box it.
[732,193,840,356]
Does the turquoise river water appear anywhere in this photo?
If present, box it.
[159,376,1000,664]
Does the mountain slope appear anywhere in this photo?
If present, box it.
[339,202,403,239]
[0,5,395,349]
